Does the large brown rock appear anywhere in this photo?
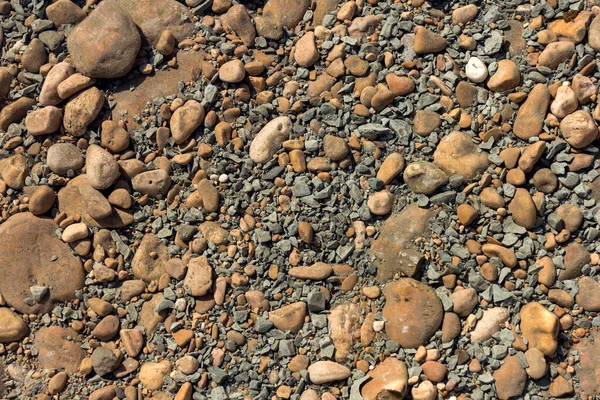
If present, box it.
[513,84,550,140]
[0,213,84,314]
[262,0,310,30]
[361,358,408,400]
[433,131,489,181]
[67,0,141,78]
[328,303,360,363]
[34,327,85,374]
[520,302,559,357]
[131,234,168,282]
[370,203,433,281]
[383,278,443,348]
[117,0,194,45]
[494,355,527,400]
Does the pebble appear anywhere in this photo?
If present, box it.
[219,59,246,83]
[25,106,63,136]
[520,302,559,357]
[487,59,520,92]
[413,26,447,53]
[307,361,351,384]
[131,169,172,197]
[465,57,488,83]
[493,355,527,400]
[295,31,319,67]
[361,358,408,400]
[63,87,105,136]
[0,307,28,343]
[139,360,171,390]
[560,110,598,148]
[29,186,56,215]
[367,190,394,215]
[513,84,550,140]
[249,116,292,163]
[86,144,119,190]
[170,100,205,144]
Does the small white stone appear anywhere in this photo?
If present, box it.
[372,320,385,332]
[218,174,228,183]
[465,57,488,83]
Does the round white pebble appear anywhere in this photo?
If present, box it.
[465,57,488,83]
[218,174,228,183]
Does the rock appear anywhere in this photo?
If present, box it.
[383,278,443,348]
[40,62,74,106]
[551,85,578,118]
[452,4,478,25]
[457,204,478,226]
[307,361,351,384]
[386,74,415,96]
[156,30,175,56]
[314,0,339,25]
[86,144,119,190]
[67,0,141,78]
[589,14,600,51]
[421,361,447,382]
[22,38,46,73]
[525,348,548,379]
[34,327,85,374]
[403,162,448,194]
[196,179,220,212]
[576,276,600,311]
[0,213,84,314]
[269,302,306,333]
[471,307,509,342]
[199,221,229,245]
[92,315,120,340]
[48,371,68,395]
[223,5,256,47]
[441,312,461,342]
[449,288,477,317]
[328,303,360,362]
[549,376,573,397]
[548,12,592,43]
[139,294,167,334]
[413,110,441,136]
[78,183,112,220]
[250,116,292,163]
[518,141,546,173]
[131,234,168,282]
[0,155,28,190]
[116,0,193,45]
[487,59,520,92]
[513,84,550,140]
[89,386,117,400]
[560,110,598,148]
[139,360,171,390]
[46,0,86,26]
[573,330,600,397]
[46,143,84,175]
[376,152,404,184]
[132,169,171,197]
[572,74,597,104]
[433,131,489,181]
[63,87,105,136]
[520,302,559,357]
[184,256,213,297]
[494,355,527,400]
[361,358,408,400]
[323,135,349,161]
[367,190,394,216]
[508,188,536,229]
[371,203,433,280]
[559,242,590,281]
[62,222,88,243]
[261,0,310,30]
[29,186,56,215]
[0,97,36,131]
[219,59,246,83]
[411,380,437,400]
[414,26,447,53]
[170,100,205,144]
[456,80,477,108]
[295,32,319,68]
[91,346,119,376]
[556,203,583,233]
[25,106,63,136]
[465,57,488,83]
[101,120,130,153]
[0,308,28,343]
[538,41,575,70]
[289,262,332,280]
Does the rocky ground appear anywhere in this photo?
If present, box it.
[3,0,600,399]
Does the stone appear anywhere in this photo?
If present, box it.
[551,85,578,119]
[46,143,84,175]
[0,154,28,190]
[558,242,590,281]
[520,302,559,357]
[414,26,447,53]
[555,204,583,233]
[465,57,488,83]
[589,14,600,51]
[307,361,351,384]
[139,360,171,390]
[92,315,120,341]
[101,120,130,153]
[361,358,408,400]
[46,0,86,26]
[367,190,394,216]
[404,162,448,195]
[250,116,292,163]
[67,0,141,78]
[0,213,84,314]
[40,62,74,106]
[457,204,478,226]
[433,131,489,181]
[132,169,171,197]
[34,327,85,374]
[22,38,47,73]
[0,97,36,131]
[132,234,168,282]
[513,84,550,140]
[25,106,63,136]
[289,262,332,280]
[376,152,404,184]
[199,221,229,245]
[219,60,246,83]
[487,59,520,92]
[269,302,307,333]
[441,312,461,343]
[91,346,119,376]
[328,303,360,362]
[139,294,167,334]
[452,4,478,25]
[295,32,319,68]
[411,380,437,400]
[576,277,600,312]
[86,144,119,190]
[518,141,546,173]
[63,87,105,136]
[0,308,28,343]
[548,12,592,43]
[538,41,575,70]
[525,348,547,379]
[574,330,600,397]
[383,278,443,348]
[79,182,113,220]
[549,376,573,397]
[184,256,213,297]
[261,0,310,30]
[323,135,349,161]
[170,100,205,144]
[90,386,117,400]
[471,307,509,342]
[48,372,68,395]
[508,188,536,230]
[223,5,256,47]
[421,361,447,382]
[62,222,88,243]
[413,110,441,136]
[494,355,527,400]
[449,288,477,317]
[560,110,598,149]
[196,179,220,212]
[29,186,56,215]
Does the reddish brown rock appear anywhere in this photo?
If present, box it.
[494,355,527,399]
[328,303,360,363]
[361,358,408,400]
[34,327,85,374]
